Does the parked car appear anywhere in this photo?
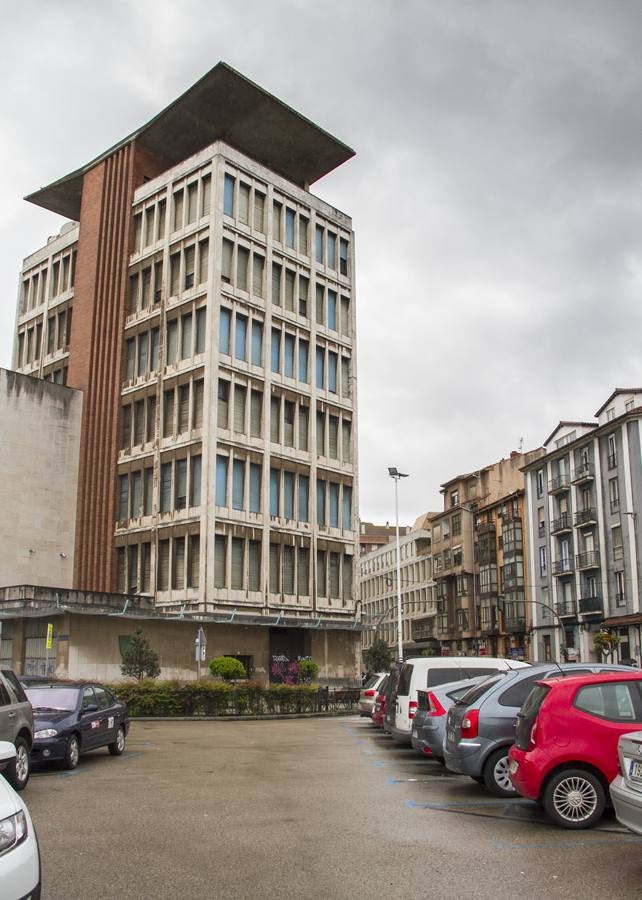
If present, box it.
[411,676,489,760]
[390,657,530,745]
[359,673,388,717]
[383,664,403,734]
[371,676,389,728]
[444,662,631,796]
[0,741,41,899]
[22,680,129,770]
[0,670,33,791]
[509,671,642,828]
[610,730,642,835]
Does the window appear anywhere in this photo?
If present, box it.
[157,541,170,591]
[536,469,544,498]
[316,347,325,388]
[317,480,326,526]
[232,460,245,510]
[250,390,262,437]
[327,232,337,268]
[271,329,281,373]
[284,334,295,378]
[609,477,620,513]
[327,291,337,330]
[339,238,349,276]
[195,308,206,354]
[285,209,295,248]
[163,389,175,437]
[235,314,247,361]
[237,247,249,291]
[315,225,324,263]
[217,380,229,428]
[270,469,280,517]
[166,319,178,365]
[539,546,547,578]
[608,433,617,468]
[214,535,226,588]
[251,322,263,366]
[615,570,625,605]
[606,407,616,422]
[181,313,192,359]
[175,459,187,510]
[612,525,623,561]
[299,476,309,522]
[283,472,295,519]
[343,486,352,530]
[575,681,641,722]
[224,174,234,216]
[234,385,246,433]
[222,239,233,284]
[249,464,261,514]
[248,541,261,591]
[284,401,295,446]
[216,456,228,506]
[191,456,202,507]
[298,340,309,382]
[299,405,309,451]
[238,183,250,225]
[160,463,172,513]
[270,396,280,443]
[231,538,244,589]
[272,263,282,305]
[219,308,231,354]
[329,483,339,527]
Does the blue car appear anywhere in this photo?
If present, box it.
[21,680,129,770]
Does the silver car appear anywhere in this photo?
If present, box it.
[610,730,642,835]
[444,662,631,796]
[411,676,489,760]
[0,670,33,791]
[358,673,388,717]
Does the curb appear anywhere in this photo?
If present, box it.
[130,710,359,722]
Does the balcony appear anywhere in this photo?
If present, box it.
[576,550,600,570]
[505,617,526,634]
[572,462,594,484]
[552,558,574,576]
[578,594,603,615]
[412,618,436,642]
[574,507,597,527]
[436,615,450,635]
[476,519,496,535]
[551,513,572,535]
[555,600,577,617]
[548,474,570,494]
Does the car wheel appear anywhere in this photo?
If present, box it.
[483,748,517,797]
[5,737,30,791]
[542,768,606,829]
[63,734,80,770]
[108,726,126,756]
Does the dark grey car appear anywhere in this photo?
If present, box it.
[443,662,632,796]
[0,669,33,790]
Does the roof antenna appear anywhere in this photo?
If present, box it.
[518,436,524,454]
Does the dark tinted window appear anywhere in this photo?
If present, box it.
[575,681,642,723]
[498,674,542,708]
[455,673,506,705]
[2,670,27,703]
[427,666,502,688]
[0,682,11,706]
[446,683,482,703]
[397,664,414,696]
[82,686,97,709]
[515,684,551,749]
[93,687,112,710]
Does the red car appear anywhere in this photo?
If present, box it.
[371,687,388,728]
[509,671,642,829]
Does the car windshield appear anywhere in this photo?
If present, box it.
[26,687,79,712]
[454,672,507,705]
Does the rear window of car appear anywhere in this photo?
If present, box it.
[426,667,501,688]
[362,674,382,691]
[2,670,28,703]
[574,681,642,723]
[454,672,506,705]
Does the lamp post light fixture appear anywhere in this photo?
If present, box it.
[388,467,409,662]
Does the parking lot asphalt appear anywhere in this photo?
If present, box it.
[23,716,642,900]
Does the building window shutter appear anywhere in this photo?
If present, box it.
[249,464,261,513]
[329,552,340,597]
[190,456,202,507]
[317,480,326,526]
[178,384,190,433]
[217,380,229,428]
[341,296,350,335]
[284,269,295,311]
[270,396,280,443]
[237,246,249,291]
[298,475,309,522]
[166,320,178,364]
[269,544,280,593]
[184,246,195,288]
[214,535,226,588]
[201,175,211,217]
[222,239,233,283]
[283,472,295,519]
[272,263,282,305]
[141,543,151,592]
[173,538,186,589]
[316,347,325,388]
[317,551,326,596]
[235,314,247,360]
[134,400,144,445]
[248,541,261,591]
[342,485,352,530]
[254,192,265,233]
[216,456,228,506]
[252,255,265,297]
[298,547,309,596]
[342,420,351,461]
[329,416,338,458]
[284,401,295,447]
[121,406,132,449]
[282,546,295,594]
[144,468,153,516]
[181,313,193,359]
[193,380,204,429]
[316,285,324,324]
[341,357,350,397]
[198,239,209,284]
[316,412,325,456]
[342,555,353,603]
[231,538,244,589]
[251,322,263,366]
[119,475,129,522]
[158,540,170,590]
[298,406,309,452]
[150,328,160,370]
[187,184,198,224]
[234,385,246,433]
[160,463,172,512]
[271,328,281,373]
[175,459,187,510]
[170,253,180,295]
[273,201,282,240]
[189,534,200,588]
[232,459,245,510]
[298,217,309,255]
[270,469,280,517]
[250,390,262,437]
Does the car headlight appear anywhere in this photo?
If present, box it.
[0,810,28,854]
[34,728,58,739]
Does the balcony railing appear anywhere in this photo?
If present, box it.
[412,620,436,641]
[505,617,526,634]
[555,600,577,617]
[578,594,602,614]
[576,550,600,570]
[548,474,570,494]
[551,514,572,534]
[552,558,574,576]
[476,519,496,535]
[572,462,594,484]
[574,508,597,527]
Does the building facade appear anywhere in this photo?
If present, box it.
[523,389,642,665]
[4,63,361,683]
[359,514,435,659]
[432,451,544,659]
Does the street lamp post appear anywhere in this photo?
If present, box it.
[388,467,409,662]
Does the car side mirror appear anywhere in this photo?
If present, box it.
[0,741,16,763]
[82,703,99,713]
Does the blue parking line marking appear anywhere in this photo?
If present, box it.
[405,798,532,809]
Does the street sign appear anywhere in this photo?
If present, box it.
[46,623,54,650]
[195,627,207,663]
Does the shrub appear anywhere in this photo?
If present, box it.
[298,658,319,684]
[209,656,247,681]
[120,630,161,681]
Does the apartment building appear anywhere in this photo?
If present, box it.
[5,63,360,682]
[358,521,408,556]
[359,513,435,658]
[433,451,544,659]
[523,389,642,665]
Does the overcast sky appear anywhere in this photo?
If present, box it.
[2,1,642,527]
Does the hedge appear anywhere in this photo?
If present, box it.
[106,680,328,717]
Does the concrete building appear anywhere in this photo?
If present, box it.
[359,513,436,659]
[358,521,409,556]
[523,389,642,665]
[4,63,361,683]
[433,451,544,659]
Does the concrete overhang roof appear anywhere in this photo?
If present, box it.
[25,62,355,221]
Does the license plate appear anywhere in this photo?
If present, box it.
[447,729,456,743]
[630,759,642,780]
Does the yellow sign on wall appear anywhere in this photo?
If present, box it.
[46,623,54,650]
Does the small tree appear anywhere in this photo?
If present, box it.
[594,631,619,658]
[298,658,319,684]
[363,637,392,674]
[209,656,246,681]
[120,630,161,681]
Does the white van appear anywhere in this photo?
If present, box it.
[390,656,530,744]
